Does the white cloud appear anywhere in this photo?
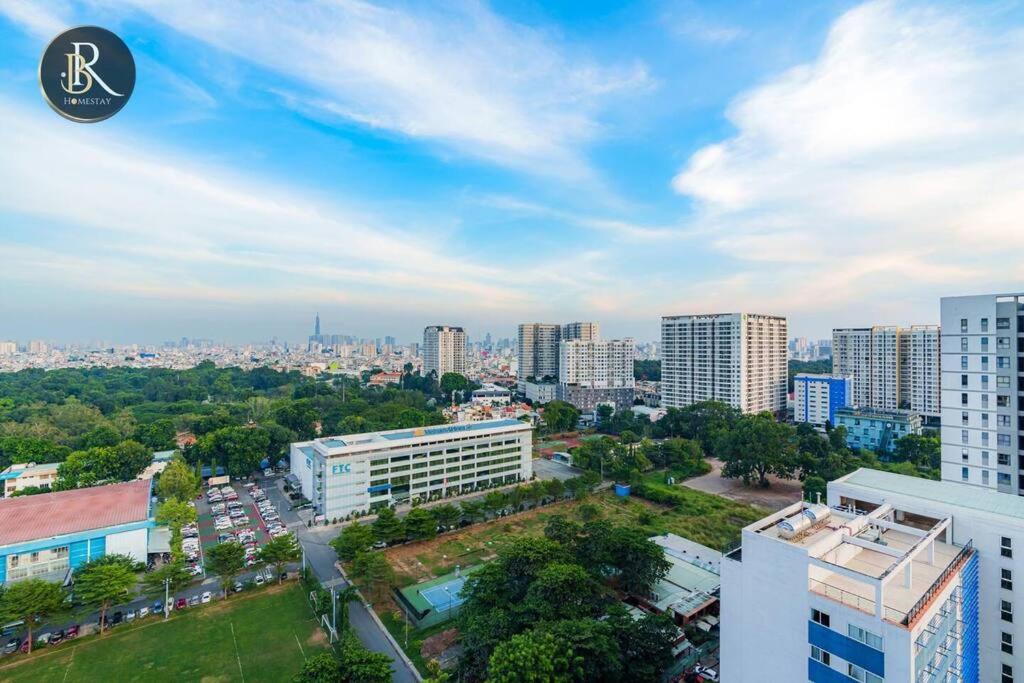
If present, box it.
[100,0,651,180]
[672,0,1024,319]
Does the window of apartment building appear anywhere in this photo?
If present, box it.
[999,376,1011,388]
[962,448,970,462]
[999,356,1012,369]
[983,432,991,446]
[961,355,969,370]
[848,664,883,683]
[1003,568,1014,591]
[1000,415,1012,427]
[962,467,970,481]
[962,374,969,387]
[1004,663,1014,683]
[961,318,969,333]
[961,337,969,352]
[1003,537,1013,558]
[1003,600,1014,623]
[962,430,969,444]
[983,337,990,351]
[999,396,1011,408]
[982,317,990,331]
[983,451,991,466]
[810,608,830,627]
[998,317,1011,329]
[1000,453,1011,466]
[984,471,991,486]
[983,414,991,428]
[810,645,830,666]
[1000,434,1012,447]
[847,625,883,650]
[1000,337,1012,350]
[983,375,991,389]
[1001,473,1013,487]
[1004,632,1014,655]
[962,393,969,406]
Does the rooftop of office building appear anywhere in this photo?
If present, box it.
[748,496,970,627]
[300,418,530,455]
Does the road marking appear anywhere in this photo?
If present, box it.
[293,631,306,659]
[229,621,245,682]
[61,645,77,683]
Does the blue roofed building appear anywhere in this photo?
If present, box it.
[794,374,853,429]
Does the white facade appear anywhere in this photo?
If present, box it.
[517,323,561,380]
[794,374,852,429]
[0,462,59,497]
[940,294,1023,493]
[661,312,787,414]
[558,338,634,389]
[289,418,533,519]
[833,325,941,418]
[723,469,995,683]
[517,380,557,404]
[423,325,466,378]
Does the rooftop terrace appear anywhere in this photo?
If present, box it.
[309,418,529,453]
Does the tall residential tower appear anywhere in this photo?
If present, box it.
[423,325,466,378]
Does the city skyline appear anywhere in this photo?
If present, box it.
[3,1,1024,342]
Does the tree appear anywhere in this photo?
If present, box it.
[524,562,604,622]
[538,618,623,682]
[608,526,671,595]
[542,401,580,434]
[338,632,393,682]
[0,579,66,653]
[487,630,582,683]
[439,373,470,403]
[595,404,614,425]
[431,503,461,531]
[350,551,396,603]
[207,541,246,597]
[156,497,197,529]
[133,418,176,450]
[74,560,136,633]
[55,440,152,489]
[371,507,405,544]
[293,651,340,683]
[260,533,301,583]
[893,433,941,469]
[608,608,676,682]
[331,522,375,562]
[460,500,485,524]
[483,491,507,517]
[543,515,582,549]
[195,426,272,477]
[719,412,797,487]
[143,558,193,596]
[157,457,200,501]
[404,508,438,541]
[335,584,361,633]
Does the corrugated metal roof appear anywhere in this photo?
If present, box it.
[0,479,152,547]
[838,468,1024,519]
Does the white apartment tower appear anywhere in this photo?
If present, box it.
[660,313,787,414]
[940,294,1024,493]
[516,321,600,382]
[720,468,1024,683]
[832,326,940,419]
[422,325,466,378]
[556,338,635,412]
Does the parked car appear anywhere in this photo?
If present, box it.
[188,595,199,607]
[3,637,19,654]
[200,591,212,604]
[111,611,123,625]
[693,665,719,682]
[152,601,163,614]
[138,607,150,618]
[48,631,63,645]
[65,625,79,639]
[126,609,136,622]
[234,581,244,593]
[175,597,187,610]
[35,632,51,645]
[254,574,265,586]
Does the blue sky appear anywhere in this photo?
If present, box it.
[2,0,1024,345]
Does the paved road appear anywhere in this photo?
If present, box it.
[263,476,419,683]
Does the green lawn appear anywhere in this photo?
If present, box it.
[0,583,328,683]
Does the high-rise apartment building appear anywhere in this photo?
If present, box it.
[423,325,466,377]
[940,294,1024,493]
[516,321,601,383]
[556,338,635,412]
[794,374,852,428]
[660,313,787,414]
[832,325,940,419]
[517,323,562,380]
[719,468,1024,683]
[0,342,16,356]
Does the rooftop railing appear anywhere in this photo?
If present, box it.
[902,540,974,628]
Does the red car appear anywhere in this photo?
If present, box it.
[175,597,188,610]
[65,625,79,639]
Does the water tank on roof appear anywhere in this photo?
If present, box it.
[777,512,812,539]
[803,504,832,525]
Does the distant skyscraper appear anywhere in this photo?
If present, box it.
[517,321,600,382]
[423,326,466,377]
[314,313,321,337]
[661,312,787,414]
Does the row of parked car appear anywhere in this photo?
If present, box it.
[181,522,204,576]
[248,483,287,538]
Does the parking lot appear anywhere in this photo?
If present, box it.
[192,479,291,576]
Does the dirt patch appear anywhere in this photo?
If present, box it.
[421,628,459,660]
[306,628,328,647]
[681,458,802,511]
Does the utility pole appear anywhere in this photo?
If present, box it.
[164,577,170,620]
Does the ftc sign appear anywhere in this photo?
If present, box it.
[332,463,352,475]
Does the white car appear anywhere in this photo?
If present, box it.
[138,607,150,618]
[200,591,212,604]
[694,665,719,682]
[254,574,265,586]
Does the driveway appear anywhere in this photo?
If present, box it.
[532,457,584,482]
[261,475,419,683]
[682,458,803,511]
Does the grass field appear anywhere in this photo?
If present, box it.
[0,583,328,683]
